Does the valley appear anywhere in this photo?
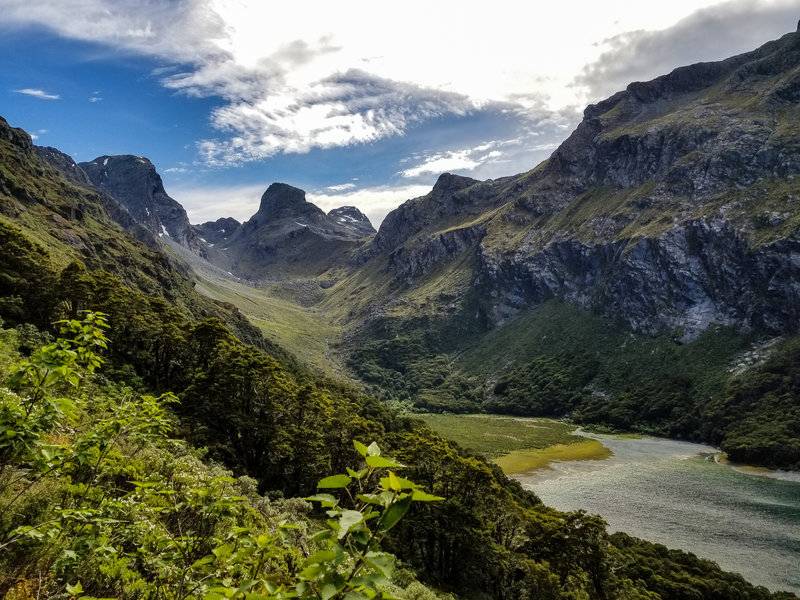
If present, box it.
[420,414,800,595]
[1,22,800,600]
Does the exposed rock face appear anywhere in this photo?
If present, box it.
[33,146,164,250]
[195,217,241,246]
[219,183,373,279]
[327,206,376,238]
[361,30,800,341]
[80,155,204,255]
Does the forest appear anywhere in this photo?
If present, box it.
[1,217,794,599]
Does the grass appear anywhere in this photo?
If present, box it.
[495,440,612,474]
[418,413,584,458]
[454,299,747,397]
[193,274,344,375]
[418,413,614,474]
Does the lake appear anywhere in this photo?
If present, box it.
[513,432,800,595]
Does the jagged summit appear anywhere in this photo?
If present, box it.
[252,182,325,225]
[80,155,204,255]
[196,217,241,246]
[213,183,374,279]
[327,206,376,238]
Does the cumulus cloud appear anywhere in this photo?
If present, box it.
[574,0,798,102]
[308,184,433,228]
[399,150,483,178]
[14,88,60,100]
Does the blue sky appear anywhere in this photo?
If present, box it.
[0,0,796,226]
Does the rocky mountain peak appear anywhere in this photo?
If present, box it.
[196,217,241,246]
[0,116,34,153]
[327,206,376,238]
[79,155,203,255]
[253,182,325,225]
[431,173,479,198]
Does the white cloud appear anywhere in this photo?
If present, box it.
[309,184,433,228]
[170,182,265,224]
[14,88,60,100]
[3,0,773,164]
[89,96,103,102]
[399,150,482,178]
[326,183,357,192]
[575,0,800,102]
[164,167,189,174]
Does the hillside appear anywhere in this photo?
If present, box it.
[37,30,800,470]
[4,116,795,599]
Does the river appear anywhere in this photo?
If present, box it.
[513,432,800,595]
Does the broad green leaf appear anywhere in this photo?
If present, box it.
[367,441,381,456]
[365,551,396,578]
[380,474,416,490]
[337,509,364,539]
[347,467,368,479]
[353,440,369,457]
[380,495,412,531]
[191,556,214,568]
[300,564,327,580]
[365,455,402,469]
[411,490,445,502]
[310,529,336,543]
[306,493,338,507]
[320,583,341,600]
[302,549,337,568]
[356,493,382,505]
[317,474,352,488]
[212,543,233,559]
[66,582,84,595]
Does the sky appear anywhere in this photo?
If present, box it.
[0,0,797,227]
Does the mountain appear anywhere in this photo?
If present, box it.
[2,32,800,600]
[212,182,375,280]
[327,205,377,238]
[79,154,205,256]
[319,29,800,469]
[352,29,800,342]
[195,216,241,246]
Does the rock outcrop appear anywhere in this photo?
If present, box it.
[195,217,241,246]
[327,206,376,238]
[80,155,204,255]
[218,183,374,279]
[359,29,800,341]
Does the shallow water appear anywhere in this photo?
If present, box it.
[514,432,800,595]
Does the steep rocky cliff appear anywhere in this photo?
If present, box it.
[363,29,800,341]
[80,155,204,255]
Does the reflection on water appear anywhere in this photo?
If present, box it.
[513,432,800,595]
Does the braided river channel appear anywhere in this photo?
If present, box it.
[513,432,800,595]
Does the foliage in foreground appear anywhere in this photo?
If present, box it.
[0,314,445,600]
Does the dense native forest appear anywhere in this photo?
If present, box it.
[1,198,797,598]
[348,303,800,470]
